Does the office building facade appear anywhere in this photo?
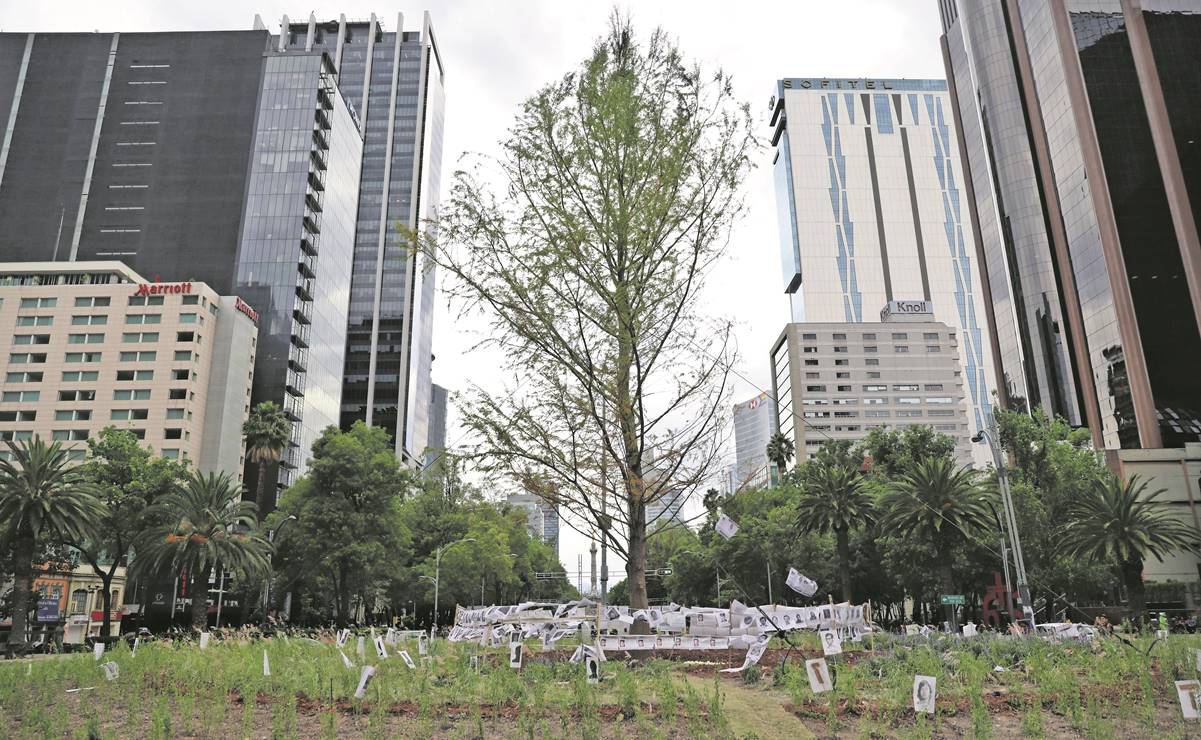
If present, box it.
[770,302,974,465]
[507,491,560,554]
[425,382,448,468]
[731,392,774,490]
[769,77,997,464]
[939,0,1201,452]
[270,13,446,466]
[0,262,257,477]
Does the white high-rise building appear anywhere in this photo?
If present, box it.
[770,77,996,466]
[731,392,774,490]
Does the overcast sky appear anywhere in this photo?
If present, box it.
[9,1,947,585]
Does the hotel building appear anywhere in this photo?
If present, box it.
[0,262,257,477]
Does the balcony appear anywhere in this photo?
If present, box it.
[299,235,318,257]
[309,148,327,171]
[295,276,314,302]
[291,322,311,349]
[307,170,325,192]
[292,297,311,326]
[317,88,334,111]
[281,394,303,421]
[305,189,323,214]
[288,344,308,373]
[285,368,306,397]
[314,107,331,131]
[302,214,320,235]
[312,126,329,151]
[299,254,317,280]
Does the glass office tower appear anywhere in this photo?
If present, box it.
[273,12,446,465]
[939,0,1201,450]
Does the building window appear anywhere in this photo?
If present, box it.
[861,333,876,341]
[865,410,890,418]
[834,411,858,418]
[111,409,149,421]
[837,385,852,392]
[128,295,165,307]
[19,297,56,309]
[182,295,200,306]
[177,331,195,342]
[55,410,92,421]
[67,333,105,345]
[162,448,180,459]
[179,313,197,324]
[119,351,156,362]
[806,385,827,392]
[923,332,939,340]
[171,369,190,381]
[864,385,887,392]
[52,430,89,441]
[61,371,98,382]
[71,315,108,326]
[65,352,102,363]
[804,372,820,379]
[113,389,151,401]
[5,371,42,383]
[926,397,954,404]
[74,297,111,308]
[0,430,33,441]
[928,409,956,417]
[865,358,880,366]
[897,410,924,417]
[891,333,907,340]
[832,333,846,340]
[833,346,848,353]
[164,428,182,440]
[895,345,909,353]
[924,384,944,391]
[802,346,817,354]
[897,397,921,405]
[0,410,35,421]
[864,398,886,405]
[894,384,919,391]
[122,332,159,343]
[867,371,881,379]
[802,333,817,340]
[7,353,45,365]
[125,313,161,325]
[15,316,53,327]
[168,388,187,400]
[836,372,850,379]
[58,390,96,402]
[926,346,940,353]
[13,334,50,345]
[174,350,193,361]
[116,370,154,381]
[166,408,186,420]
[864,346,878,353]
[834,359,848,366]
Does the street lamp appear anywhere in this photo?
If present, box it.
[973,421,1032,624]
[423,537,476,633]
[262,515,298,622]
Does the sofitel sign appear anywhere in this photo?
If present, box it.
[782,78,896,90]
[880,300,933,321]
[134,281,193,296]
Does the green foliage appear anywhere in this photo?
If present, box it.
[794,457,876,602]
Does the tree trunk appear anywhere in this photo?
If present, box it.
[835,526,853,603]
[190,565,211,631]
[6,527,35,652]
[940,556,958,632]
[336,560,351,628]
[1122,558,1146,628]
[626,505,649,612]
[255,460,269,520]
[98,569,114,639]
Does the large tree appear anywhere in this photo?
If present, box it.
[794,458,875,603]
[135,471,270,629]
[72,428,186,638]
[424,15,755,611]
[1061,473,1198,625]
[273,423,413,626]
[0,439,103,652]
[880,457,993,628]
[243,401,292,519]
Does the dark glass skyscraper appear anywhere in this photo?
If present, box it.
[0,28,366,503]
[272,12,446,466]
[940,0,1201,451]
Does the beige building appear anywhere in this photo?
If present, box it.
[0,262,257,478]
[770,301,975,466]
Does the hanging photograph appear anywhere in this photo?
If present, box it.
[716,512,740,540]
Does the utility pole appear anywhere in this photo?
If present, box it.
[974,415,1032,626]
[765,558,773,605]
[589,540,597,597]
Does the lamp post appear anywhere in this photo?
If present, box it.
[262,515,298,622]
[423,537,475,633]
[984,500,1014,617]
[973,420,1032,625]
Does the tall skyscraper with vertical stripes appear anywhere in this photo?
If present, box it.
[769,77,998,464]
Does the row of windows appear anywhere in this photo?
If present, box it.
[2,388,195,402]
[0,429,189,447]
[802,397,956,406]
[803,345,942,354]
[15,295,205,309]
[801,331,946,341]
[9,331,200,352]
[0,407,191,422]
[17,348,198,364]
[805,383,945,393]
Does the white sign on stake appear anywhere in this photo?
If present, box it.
[336,629,350,648]
[132,638,139,657]
[199,632,211,651]
[585,655,600,684]
[819,630,842,656]
[1195,649,1201,673]
[263,650,271,677]
[806,658,832,694]
[913,675,937,715]
[353,666,376,700]
[418,634,428,656]
[715,512,740,540]
[339,649,354,669]
[399,650,416,669]
[357,636,365,658]
[93,641,105,661]
[509,642,523,669]
[101,661,119,681]
[373,636,388,660]
[1177,680,1201,720]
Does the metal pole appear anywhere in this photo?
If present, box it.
[433,547,441,632]
[982,421,1032,622]
[215,568,225,628]
[765,558,772,605]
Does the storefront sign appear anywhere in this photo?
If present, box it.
[36,597,60,621]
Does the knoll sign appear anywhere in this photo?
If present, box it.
[880,300,933,321]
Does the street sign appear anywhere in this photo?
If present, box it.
[939,595,965,606]
[36,597,60,622]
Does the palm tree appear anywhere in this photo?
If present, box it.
[243,401,292,519]
[795,461,875,602]
[765,432,795,480]
[0,439,103,653]
[135,471,271,630]
[1061,473,1198,626]
[880,457,992,623]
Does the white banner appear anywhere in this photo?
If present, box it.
[786,568,818,597]
[597,635,730,651]
[720,636,770,673]
[716,512,740,540]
